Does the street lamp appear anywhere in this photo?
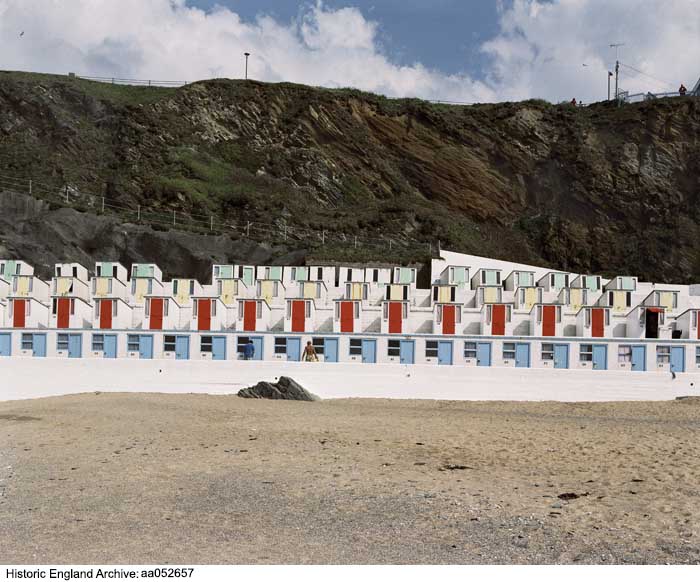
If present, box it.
[244,52,250,80]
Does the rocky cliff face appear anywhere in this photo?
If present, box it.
[1,71,699,282]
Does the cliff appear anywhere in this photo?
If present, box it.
[1,70,699,282]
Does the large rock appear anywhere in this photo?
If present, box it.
[237,376,319,401]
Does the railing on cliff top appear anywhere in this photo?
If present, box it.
[0,173,439,260]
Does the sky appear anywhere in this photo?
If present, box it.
[1,0,698,104]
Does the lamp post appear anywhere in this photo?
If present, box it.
[244,52,250,80]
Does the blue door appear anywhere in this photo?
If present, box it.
[438,341,453,365]
[670,346,685,373]
[287,337,301,361]
[103,335,117,359]
[515,343,530,368]
[251,337,264,360]
[175,336,190,360]
[399,340,415,364]
[554,344,569,369]
[324,338,338,362]
[476,342,491,367]
[361,339,376,363]
[212,336,226,361]
[33,334,47,357]
[631,345,646,371]
[139,335,154,359]
[68,334,82,358]
[0,333,10,356]
[592,344,607,370]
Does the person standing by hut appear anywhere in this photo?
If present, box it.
[302,340,318,362]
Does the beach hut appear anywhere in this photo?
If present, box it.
[503,270,535,291]
[129,263,164,304]
[433,303,463,335]
[576,306,612,338]
[191,295,230,331]
[529,304,563,337]
[333,299,361,333]
[284,298,316,333]
[381,300,410,334]
[236,299,271,332]
[470,268,502,290]
[480,303,514,336]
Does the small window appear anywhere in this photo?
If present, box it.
[437,305,442,323]
[70,299,75,315]
[433,287,438,301]
[450,287,456,302]
[214,266,220,278]
[354,302,360,318]
[541,343,554,360]
[163,300,169,317]
[695,346,700,365]
[257,302,262,318]
[585,309,591,327]
[131,280,136,294]
[312,337,325,355]
[362,284,368,300]
[164,335,177,352]
[425,340,438,358]
[305,301,311,318]
[618,345,632,363]
[580,344,593,362]
[238,302,244,319]
[127,335,140,352]
[189,280,195,295]
[349,339,362,356]
[92,334,105,352]
[52,298,57,315]
[388,340,401,357]
[373,269,379,283]
[173,280,179,294]
[503,342,516,360]
[201,336,213,353]
[273,282,279,297]
[626,292,632,307]
[656,346,671,364]
[21,333,33,351]
[57,334,69,351]
[464,342,477,359]
[145,298,151,317]
[318,267,323,280]
[694,311,699,328]
[274,337,287,355]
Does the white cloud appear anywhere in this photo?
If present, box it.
[0,0,698,104]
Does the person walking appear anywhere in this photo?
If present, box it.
[243,339,255,360]
[302,340,318,362]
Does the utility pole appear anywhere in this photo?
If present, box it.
[610,43,624,105]
[244,52,250,80]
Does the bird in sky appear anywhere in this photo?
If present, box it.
[19,31,24,37]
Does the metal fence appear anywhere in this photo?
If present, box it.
[0,173,438,258]
[622,90,698,103]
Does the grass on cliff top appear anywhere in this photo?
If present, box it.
[0,70,176,106]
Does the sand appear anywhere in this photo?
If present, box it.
[1,392,700,564]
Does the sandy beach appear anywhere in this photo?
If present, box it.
[1,392,699,564]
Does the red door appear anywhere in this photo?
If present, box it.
[542,305,556,337]
[291,300,306,332]
[57,298,70,329]
[442,305,455,335]
[388,302,403,334]
[340,301,354,333]
[591,308,604,337]
[149,298,163,330]
[243,301,257,332]
[13,299,26,328]
[491,304,505,335]
[197,299,211,331]
[99,300,113,329]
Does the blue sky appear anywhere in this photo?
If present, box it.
[2,0,698,103]
[191,0,501,78]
